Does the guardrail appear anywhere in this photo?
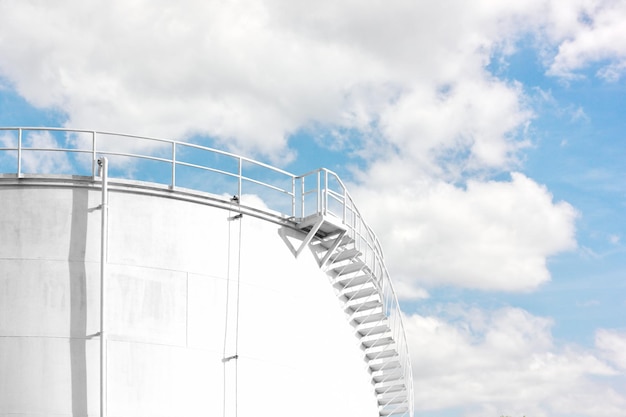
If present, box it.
[0,127,413,415]
[298,168,414,415]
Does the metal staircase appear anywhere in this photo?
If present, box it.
[295,211,413,417]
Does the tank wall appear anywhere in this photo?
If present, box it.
[0,181,377,417]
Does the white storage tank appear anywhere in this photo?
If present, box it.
[0,128,413,417]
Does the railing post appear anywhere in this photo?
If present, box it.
[291,176,296,219]
[342,181,347,224]
[326,170,329,216]
[316,171,321,215]
[92,131,97,179]
[300,175,305,219]
[17,128,22,177]
[171,142,176,189]
[321,170,325,215]
[238,157,242,200]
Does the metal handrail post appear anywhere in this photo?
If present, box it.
[238,157,242,200]
[342,181,347,224]
[317,171,321,215]
[92,132,97,178]
[171,142,176,189]
[291,176,296,218]
[300,176,305,219]
[17,128,22,177]
[323,170,328,216]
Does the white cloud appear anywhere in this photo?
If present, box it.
[570,106,590,123]
[596,329,626,371]
[21,132,73,174]
[405,306,626,416]
[0,131,72,174]
[353,171,578,295]
[0,0,389,161]
[0,0,573,162]
[546,0,626,80]
[608,234,621,245]
[378,77,532,178]
[0,1,624,162]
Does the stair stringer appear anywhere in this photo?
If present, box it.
[292,214,413,417]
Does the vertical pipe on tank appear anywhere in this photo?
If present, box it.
[98,157,109,417]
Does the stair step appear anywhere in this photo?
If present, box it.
[297,214,347,234]
[369,359,401,373]
[372,369,403,383]
[334,273,371,289]
[357,323,390,337]
[375,380,407,395]
[345,298,381,314]
[351,310,386,326]
[330,247,361,262]
[365,347,399,361]
[362,335,394,349]
[372,366,404,381]
[331,260,366,275]
[377,390,408,405]
[346,292,381,306]
[342,285,379,301]
[379,404,409,416]
[315,234,354,250]
[378,391,407,407]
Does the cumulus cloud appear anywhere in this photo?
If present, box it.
[353,171,578,296]
[546,0,626,80]
[405,306,625,416]
[596,329,626,371]
[0,0,595,160]
[0,1,624,157]
[0,0,388,160]
[378,77,532,178]
[0,130,73,174]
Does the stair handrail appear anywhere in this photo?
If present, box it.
[295,168,414,417]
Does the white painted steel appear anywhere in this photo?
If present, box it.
[98,158,108,417]
[0,178,378,417]
[0,127,414,417]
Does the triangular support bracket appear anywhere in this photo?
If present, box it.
[294,215,325,258]
[318,230,348,269]
[280,214,349,262]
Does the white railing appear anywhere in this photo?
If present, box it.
[298,168,414,415]
[0,127,299,216]
[0,127,413,415]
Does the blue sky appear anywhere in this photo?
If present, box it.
[1,1,626,416]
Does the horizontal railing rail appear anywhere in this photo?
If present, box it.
[0,127,298,216]
[0,126,413,415]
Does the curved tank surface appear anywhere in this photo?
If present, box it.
[0,127,414,417]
